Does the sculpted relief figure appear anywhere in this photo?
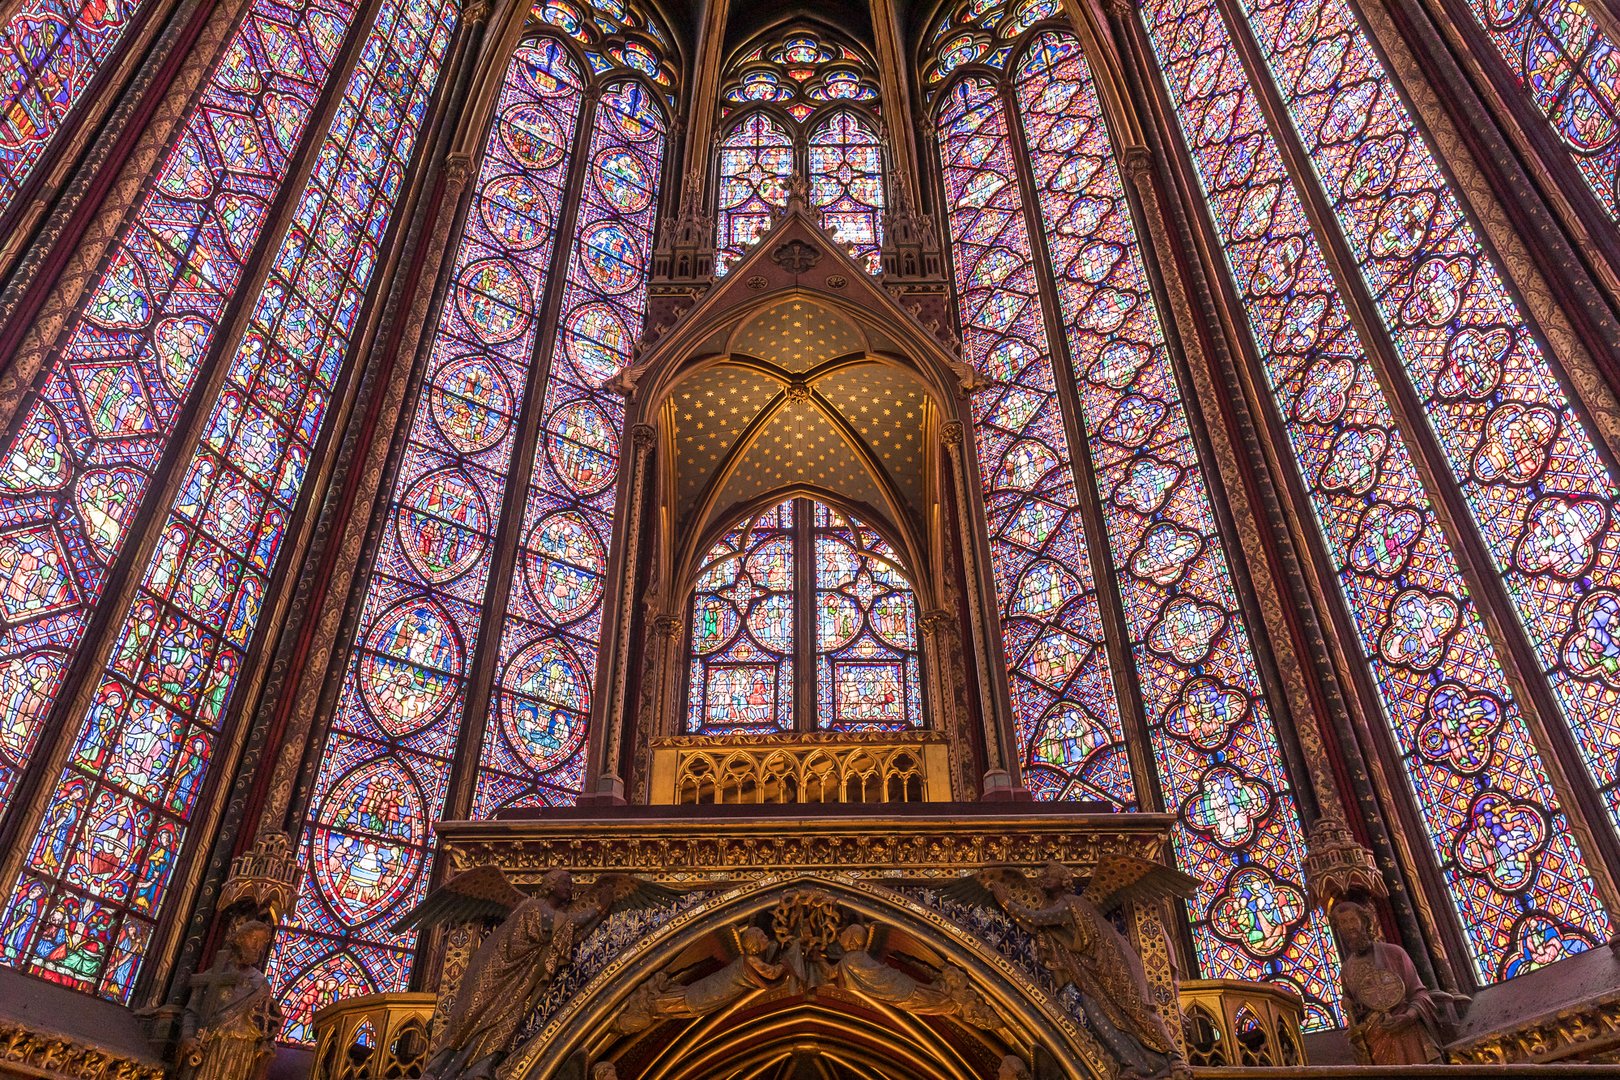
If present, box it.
[178,919,282,1080]
[394,866,682,1080]
[1332,900,1468,1065]
[833,923,1001,1031]
[612,925,787,1034]
[944,858,1193,1080]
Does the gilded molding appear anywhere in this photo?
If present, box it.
[1448,989,1620,1065]
[0,1021,163,1080]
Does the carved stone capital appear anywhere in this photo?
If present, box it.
[653,612,682,638]
[632,423,656,452]
[939,420,965,446]
[1121,145,1154,184]
[443,151,476,188]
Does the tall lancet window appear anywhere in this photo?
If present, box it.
[1137,0,1612,986]
[266,0,673,1039]
[928,1,1340,1024]
[1461,0,1620,219]
[715,25,884,273]
[0,0,148,219]
[0,0,457,1001]
[686,498,924,735]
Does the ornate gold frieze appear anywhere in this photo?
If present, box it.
[1447,987,1620,1065]
[648,732,951,805]
[0,1019,162,1080]
[308,993,435,1080]
[437,807,1172,879]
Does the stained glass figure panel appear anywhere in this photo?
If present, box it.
[1137,0,1611,981]
[472,76,665,814]
[0,0,145,219]
[264,41,583,1040]
[808,111,884,274]
[686,501,797,734]
[0,0,457,1001]
[1014,29,1338,1023]
[714,112,791,275]
[813,504,922,731]
[936,77,1136,807]
[0,0,364,831]
[1238,0,1620,841]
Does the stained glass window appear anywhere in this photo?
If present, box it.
[0,0,146,219]
[1465,0,1619,219]
[472,75,666,814]
[264,40,584,1040]
[813,504,922,731]
[714,112,793,274]
[1235,0,1620,849]
[1137,0,1612,981]
[0,0,457,1001]
[921,0,1060,95]
[716,25,884,271]
[1013,28,1339,1023]
[686,498,924,734]
[0,0,369,832]
[936,76,1136,808]
[808,111,885,274]
[687,502,799,733]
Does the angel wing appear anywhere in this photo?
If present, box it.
[580,873,687,916]
[1080,855,1198,914]
[389,865,527,933]
[936,866,1036,909]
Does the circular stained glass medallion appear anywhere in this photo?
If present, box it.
[562,303,630,386]
[456,258,531,345]
[593,148,652,214]
[358,598,462,735]
[498,639,589,772]
[399,468,490,585]
[430,355,514,454]
[545,400,619,495]
[524,511,606,623]
[500,101,568,170]
[581,222,644,294]
[480,174,551,251]
[311,758,425,925]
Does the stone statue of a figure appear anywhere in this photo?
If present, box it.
[394,866,682,1080]
[1333,901,1468,1065]
[612,925,786,1034]
[832,923,1001,1030]
[943,858,1194,1080]
[178,918,282,1080]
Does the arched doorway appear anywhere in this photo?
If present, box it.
[500,877,1112,1079]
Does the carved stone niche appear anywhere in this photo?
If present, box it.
[415,805,1195,1080]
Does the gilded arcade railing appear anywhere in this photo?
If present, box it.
[647,732,952,806]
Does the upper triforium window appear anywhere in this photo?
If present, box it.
[714,27,885,274]
[686,498,923,734]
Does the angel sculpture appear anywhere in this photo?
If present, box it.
[942,858,1193,1080]
[833,923,1002,1031]
[611,925,786,1034]
[393,866,683,1080]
